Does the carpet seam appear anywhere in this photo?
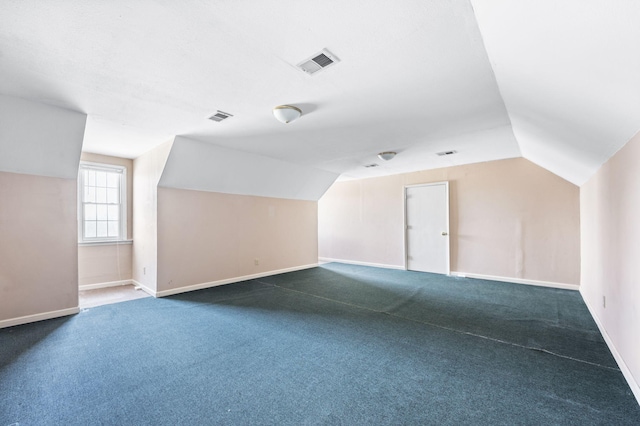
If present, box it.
[166,283,276,306]
[265,282,621,373]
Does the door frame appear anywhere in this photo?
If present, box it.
[403,181,450,274]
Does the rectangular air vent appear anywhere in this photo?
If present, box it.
[208,110,233,122]
[364,163,379,168]
[436,150,457,156]
[297,49,340,75]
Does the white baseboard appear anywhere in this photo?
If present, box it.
[0,307,80,329]
[131,280,158,298]
[318,257,405,270]
[451,271,579,291]
[154,263,319,298]
[580,290,640,406]
[79,279,133,291]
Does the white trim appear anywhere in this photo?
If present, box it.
[318,257,405,270]
[79,161,126,173]
[404,181,450,274]
[79,279,132,291]
[451,271,579,291]
[131,280,157,297]
[0,307,79,329]
[79,239,133,247]
[403,186,407,270]
[155,264,319,298]
[580,290,640,406]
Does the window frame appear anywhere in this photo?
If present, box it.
[78,161,127,244]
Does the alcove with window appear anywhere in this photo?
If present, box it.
[77,153,134,295]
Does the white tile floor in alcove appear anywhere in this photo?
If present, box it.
[79,284,151,309]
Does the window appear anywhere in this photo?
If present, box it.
[78,162,126,243]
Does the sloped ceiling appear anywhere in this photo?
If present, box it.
[160,136,338,201]
[471,0,640,185]
[0,95,86,179]
[0,1,638,190]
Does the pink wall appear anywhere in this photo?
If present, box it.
[319,157,580,285]
[581,131,640,401]
[0,171,78,322]
[157,187,318,293]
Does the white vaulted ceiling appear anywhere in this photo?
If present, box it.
[0,1,638,189]
[471,0,640,185]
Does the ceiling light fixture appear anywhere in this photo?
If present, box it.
[377,151,396,161]
[273,105,302,124]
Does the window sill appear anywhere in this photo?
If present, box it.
[78,239,133,247]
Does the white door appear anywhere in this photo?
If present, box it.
[405,182,449,274]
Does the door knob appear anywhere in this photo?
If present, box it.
[442,232,448,236]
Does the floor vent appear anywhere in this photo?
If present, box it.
[297,49,340,75]
[436,150,457,156]
[208,110,233,122]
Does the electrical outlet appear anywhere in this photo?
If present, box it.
[603,295,606,308]
[143,267,146,275]
[254,259,259,266]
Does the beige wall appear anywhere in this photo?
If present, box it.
[0,96,85,326]
[156,187,318,293]
[581,131,640,400]
[78,153,134,286]
[0,171,78,321]
[132,139,318,295]
[132,141,173,291]
[319,157,580,285]
[78,244,132,286]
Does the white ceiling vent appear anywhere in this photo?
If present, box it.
[208,110,233,122]
[363,163,379,168]
[436,150,457,156]
[297,49,340,75]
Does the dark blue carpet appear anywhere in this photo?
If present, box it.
[1,263,639,425]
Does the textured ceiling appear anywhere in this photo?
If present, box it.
[0,1,638,185]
